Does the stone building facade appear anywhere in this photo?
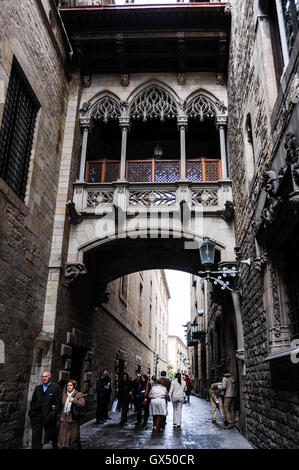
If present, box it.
[0,0,71,449]
[188,0,299,449]
[168,335,189,375]
[227,0,299,449]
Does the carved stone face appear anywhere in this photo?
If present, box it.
[121,74,129,87]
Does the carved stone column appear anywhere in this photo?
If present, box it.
[177,116,188,181]
[118,117,130,182]
[216,115,228,179]
[78,117,92,182]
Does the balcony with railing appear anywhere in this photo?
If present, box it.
[85,158,222,184]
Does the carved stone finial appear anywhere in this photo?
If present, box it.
[65,263,87,287]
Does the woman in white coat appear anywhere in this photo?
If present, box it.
[169,373,186,428]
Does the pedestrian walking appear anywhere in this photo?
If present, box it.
[222,370,237,429]
[159,370,171,427]
[184,374,192,403]
[96,369,112,424]
[169,372,186,428]
[57,379,85,449]
[131,374,141,412]
[209,381,226,425]
[116,372,133,425]
[148,378,169,432]
[29,371,61,449]
[135,373,151,426]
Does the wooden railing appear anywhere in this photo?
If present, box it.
[85,159,222,183]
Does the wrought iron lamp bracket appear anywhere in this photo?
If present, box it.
[198,259,251,295]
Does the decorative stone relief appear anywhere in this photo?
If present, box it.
[186,95,218,122]
[86,191,114,207]
[91,96,122,122]
[129,190,176,206]
[192,189,218,206]
[285,132,299,187]
[64,262,87,287]
[129,86,177,122]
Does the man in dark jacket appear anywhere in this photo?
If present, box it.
[96,369,112,424]
[29,371,61,449]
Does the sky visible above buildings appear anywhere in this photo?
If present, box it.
[165,270,190,345]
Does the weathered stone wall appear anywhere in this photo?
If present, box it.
[0,1,70,449]
[228,0,299,449]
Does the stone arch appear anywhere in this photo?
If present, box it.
[79,91,123,123]
[185,89,227,121]
[127,81,180,122]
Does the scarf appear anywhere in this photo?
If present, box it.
[64,390,76,415]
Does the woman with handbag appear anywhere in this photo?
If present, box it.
[57,379,85,449]
[148,378,169,432]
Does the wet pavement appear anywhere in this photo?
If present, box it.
[79,395,253,449]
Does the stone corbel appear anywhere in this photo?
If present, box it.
[64,262,87,287]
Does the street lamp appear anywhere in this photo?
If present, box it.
[198,238,251,295]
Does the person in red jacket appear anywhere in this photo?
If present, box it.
[184,375,192,403]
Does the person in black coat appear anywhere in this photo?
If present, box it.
[116,372,133,425]
[96,369,112,424]
[135,374,151,426]
[29,371,61,449]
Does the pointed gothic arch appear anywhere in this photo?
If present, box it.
[128,83,179,122]
[185,90,227,121]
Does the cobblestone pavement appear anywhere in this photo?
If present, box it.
[79,395,253,449]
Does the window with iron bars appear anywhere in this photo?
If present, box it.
[0,59,39,201]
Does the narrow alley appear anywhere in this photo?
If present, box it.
[78,395,252,450]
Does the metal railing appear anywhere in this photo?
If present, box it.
[85,158,222,184]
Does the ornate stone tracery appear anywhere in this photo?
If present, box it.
[129,86,178,122]
[90,96,122,122]
[186,95,217,121]
[79,86,227,126]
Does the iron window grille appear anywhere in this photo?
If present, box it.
[0,59,39,201]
